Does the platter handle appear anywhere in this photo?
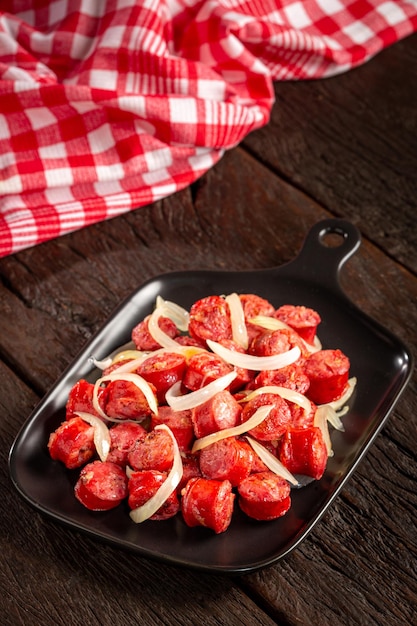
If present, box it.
[279,218,361,293]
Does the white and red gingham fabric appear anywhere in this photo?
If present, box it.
[1,0,417,257]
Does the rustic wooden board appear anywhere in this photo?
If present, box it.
[1,60,416,625]
[243,34,417,275]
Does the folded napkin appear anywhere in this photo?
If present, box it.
[1,0,416,257]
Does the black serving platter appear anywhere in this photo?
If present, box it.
[9,219,413,574]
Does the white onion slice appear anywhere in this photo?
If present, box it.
[319,404,345,431]
[155,296,189,331]
[90,349,147,374]
[109,347,167,375]
[245,436,299,486]
[148,308,181,350]
[312,336,322,351]
[249,315,289,331]
[109,346,209,378]
[129,424,183,523]
[335,405,349,419]
[206,339,301,371]
[226,292,248,350]
[165,370,237,412]
[108,356,150,375]
[242,385,312,417]
[249,315,322,352]
[89,355,113,370]
[191,404,273,452]
[89,341,138,370]
[314,377,357,431]
[111,349,145,364]
[148,297,190,350]
[76,411,111,462]
[314,406,333,456]
[92,372,158,420]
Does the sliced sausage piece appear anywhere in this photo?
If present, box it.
[48,416,95,469]
[253,363,310,394]
[74,460,128,511]
[128,469,180,520]
[182,351,233,392]
[132,315,179,351]
[239,293,276,344]
[240,392,292,442]
[174,335,206,348]
[249,328,308,360]
[106,422,147,466]
[181,477,235,534]
[198,437,253,486]
[274,304,321,344]
[128,427,174,472]
[239,293,275,319]
[138,351,186,403]
[288,401,316,429]
[188,295,232,343]
[191,389,242,439]
[304,348,350,404]
[65,379,107,420]
[177,453,202,491]
[104,379,156,421]
[150,405,194,452]
[278,426,328,480]
[238,471,291,521]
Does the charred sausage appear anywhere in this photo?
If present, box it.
[48,416,95,469]
[182,351,233,392]
[65,379,107,420]
[104,379,156,421]
[238,471,291,521]
[128,428,174,472]
[74,460,128,511]
[240,392,292,441]
[278,426,328,480]
[132,315,178,351]
[198,437,253,486]
[106,422,147,466]
[128,470,179,520]
[188,295,232,343]
[274,304,321,345]
[191,389,242,438]
[181,477,235,534]
[304,348,350,404]
[138,351,186,403]
[150,405,194,452]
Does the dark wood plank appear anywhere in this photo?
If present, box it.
[1,134,416,626]
[243,33,417,275]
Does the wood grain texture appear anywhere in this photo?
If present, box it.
[1,32,416,626]
[243,33,417,275]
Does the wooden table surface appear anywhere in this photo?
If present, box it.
[1,33,416,626]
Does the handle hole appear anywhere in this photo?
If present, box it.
[319,228,347,248]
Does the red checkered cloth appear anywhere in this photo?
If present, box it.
[1,0,416,257]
